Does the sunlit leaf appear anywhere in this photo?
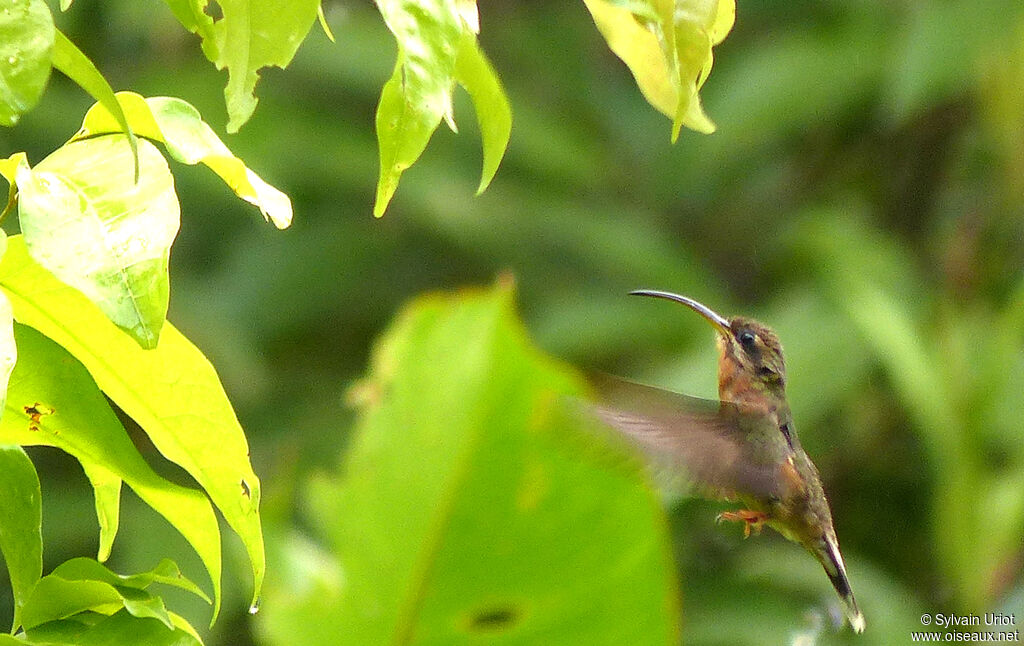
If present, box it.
[15,135,178,349]
[78,461,121,562]
[21,577,122,630]
[372,0,512,216]
[582,0,734,139]
[52,557,208,602]
[0,0,54,127]
[0,324,222,618]
[160,0,320,132]
[0,444,42,631]
[0,152,28,221]
[317,2,335,43]
[0,260,15,413]
[21,576,173,631]
[50,29,138,178]
[453,32,510,195]
[0,237,263,615]
[373,0,462,216]
[72,91,292,229]
[259,283,679,645]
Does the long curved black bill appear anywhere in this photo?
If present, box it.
[629,290,731,335]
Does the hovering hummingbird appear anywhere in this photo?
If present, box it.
[590,290,864,633]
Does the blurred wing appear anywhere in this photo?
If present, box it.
[583,375,792,500]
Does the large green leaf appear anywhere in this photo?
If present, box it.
[0,444,42,631]
[161,0,320,132]
[0,0,54,126]
[71,91,292,229]
[0,324,222,618]
[258,284,679,645]
[15,136,178,349]
[582,0,734,140]
[0,237,264,614]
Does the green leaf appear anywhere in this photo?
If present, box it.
[78,461,121,562]
[317,2,335,43]
[453,32,511,195]
[582,0,734,139]
[51,558,209,602]
[0,152,28,222]
[0,0,54,126]
[372,0,511,215]
[32,609,200,646]
[72,91,292,229]
[161,0,320,132]
[22,576,174,631]
[0,272,16,412]
[0,237,263,615]
[21,577,122,630]
[259,283,679,645]
[15,135,178,349]
[0,323,222,620]
[373,0,461,216]
[50,29,138,179]
[0,444,42,631]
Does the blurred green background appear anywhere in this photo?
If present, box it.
[1,0,1023,644]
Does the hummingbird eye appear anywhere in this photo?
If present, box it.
[738,330,757,350]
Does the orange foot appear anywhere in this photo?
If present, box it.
[716,509,769,538]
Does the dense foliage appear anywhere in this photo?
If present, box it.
[0,0,1021,644]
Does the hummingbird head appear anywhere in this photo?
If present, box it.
[629,290,787,402]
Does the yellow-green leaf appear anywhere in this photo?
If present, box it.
[78,460,122,562]
[15,136,178,349]
[73,91,292,229]
[260,283,680,644]
[0,323,223,620]
[160,0,320,132]
[0,237,263,615]
[50,29,139,178]
[453,32,511,195]
[583,0,734,139]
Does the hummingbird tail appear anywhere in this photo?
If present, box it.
[819,535,865,633]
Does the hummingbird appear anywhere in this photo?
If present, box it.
[590,290,864,633]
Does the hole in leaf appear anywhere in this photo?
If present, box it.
[468,605,520,633]
[204,1,223,21]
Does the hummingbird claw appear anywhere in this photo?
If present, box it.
[716,509,769,538]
